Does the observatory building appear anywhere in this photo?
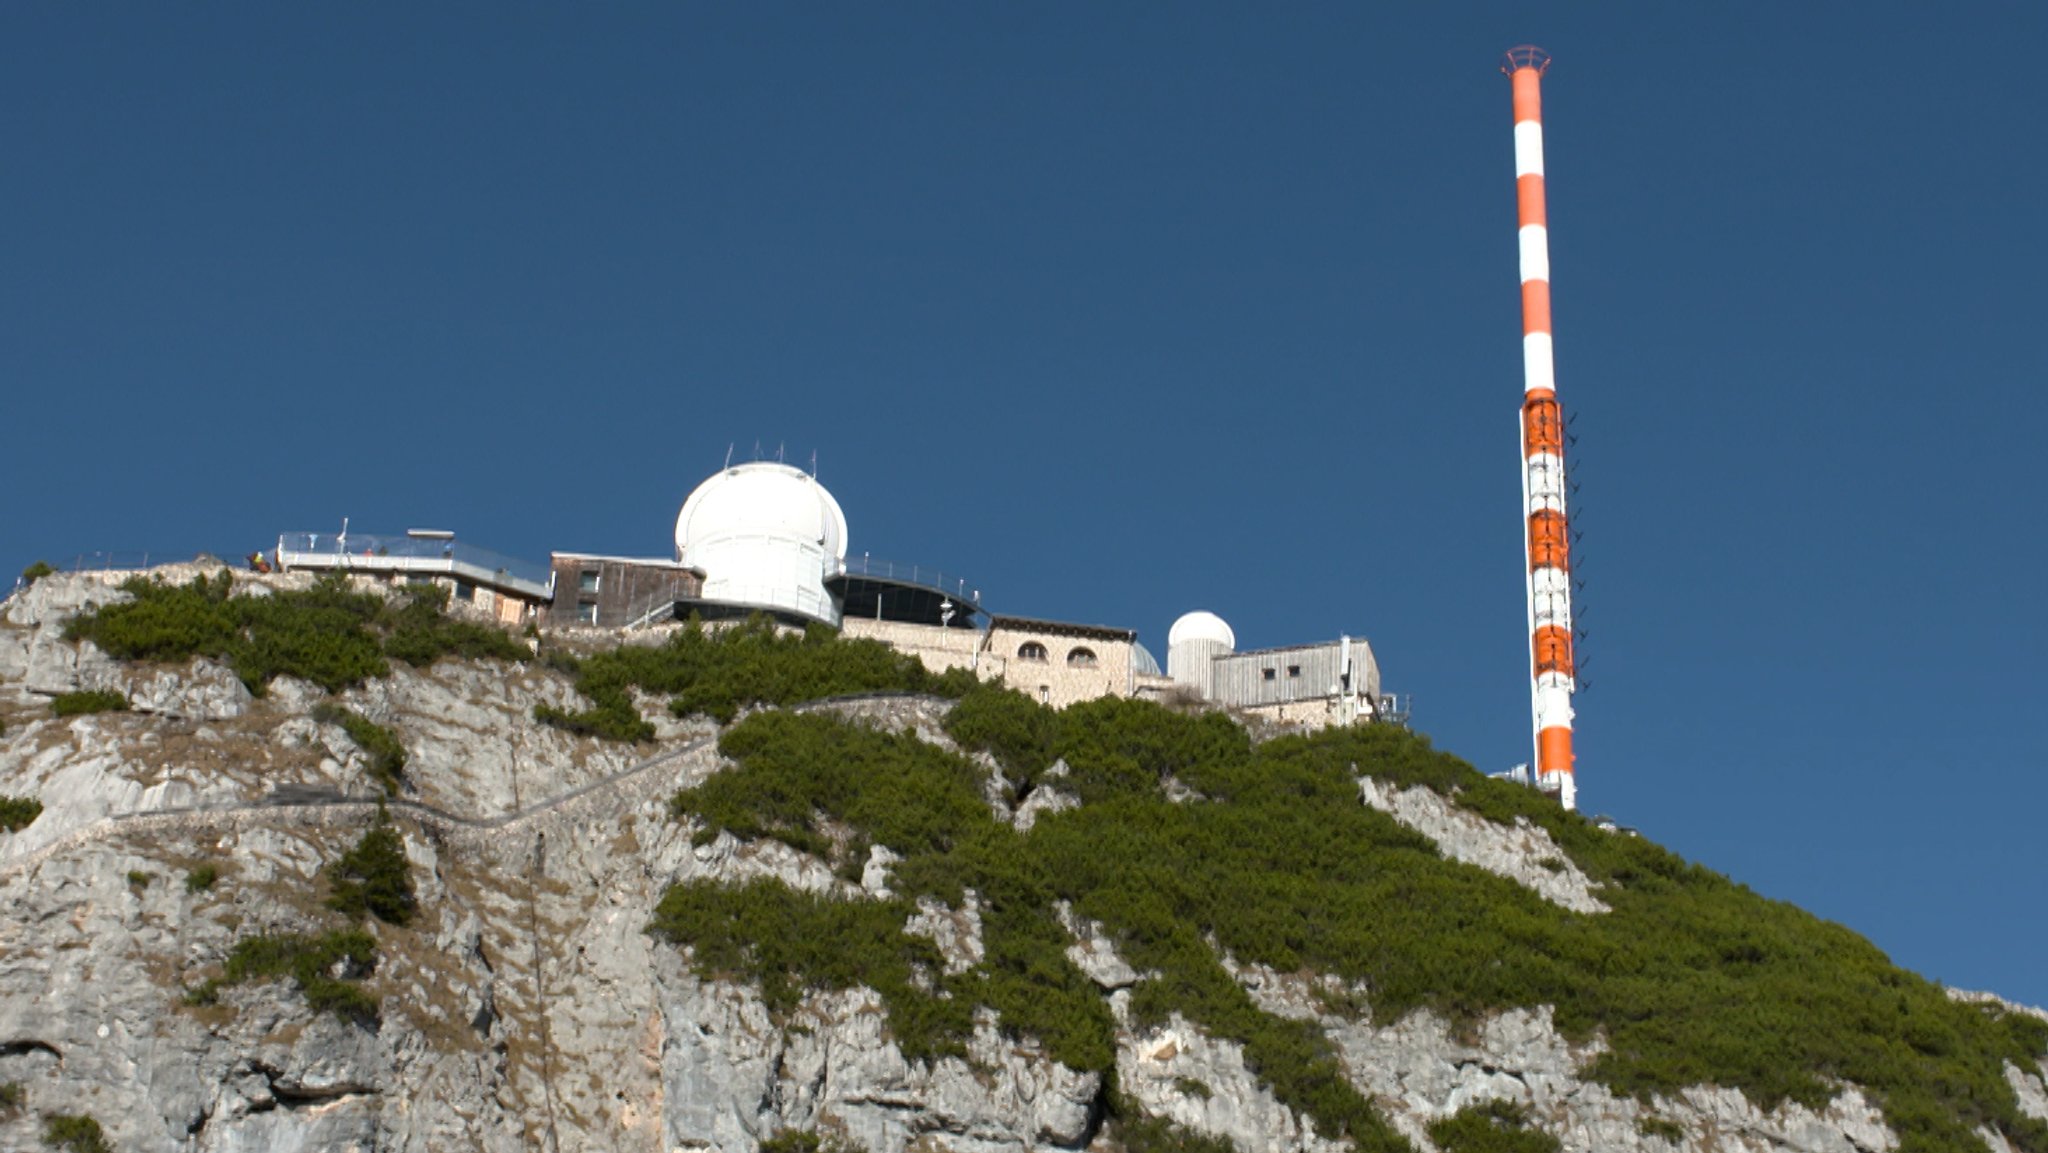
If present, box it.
[1158,610,1382,728]
[547,460,986,635]
[536,459,1395,729]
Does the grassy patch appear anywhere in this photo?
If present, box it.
[184,929,379,1026]
[19,561,55,588]
[312,703,408,795]
[0,1080,22,1117]
[326,815,416,926]
[64,570,527,695]
[49,690,129,717]
[646,672,2048,1153]
[0,796,41,832]
[537,615,975,741]
[186,863,220,893]
[126,870,151,888]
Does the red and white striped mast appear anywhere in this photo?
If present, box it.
[1505,46,1578,811]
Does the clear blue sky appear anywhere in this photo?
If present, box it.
[6,5,2044,1006]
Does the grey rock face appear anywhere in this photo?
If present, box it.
[0,570,2038,1153]
[657,969,1099,1153]
[1356,777,1607,914]
[2009,1061,2048,1124]
[1119,1012,1347,1153]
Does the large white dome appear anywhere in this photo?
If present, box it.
[674,462,849,624]
[1168,610,1235,650]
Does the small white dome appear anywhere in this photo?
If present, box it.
[675,462,848,565]
[673,461,848,624]
[1168,610,1235,651]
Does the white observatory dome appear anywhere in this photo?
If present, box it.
[674,461,849,624]
[1168,611,1236,650]
[1167,610,1235,698]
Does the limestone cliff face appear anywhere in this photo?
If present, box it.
[0,571,2040,1153]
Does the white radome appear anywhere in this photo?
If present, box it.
[1167,610,1235,651]
[673,462,849,623]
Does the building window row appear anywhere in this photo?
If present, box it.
[1017,642,1100,668]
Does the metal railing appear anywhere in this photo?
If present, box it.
[275,532,554,598]
[830,556,981,606]
[57,550,241,574]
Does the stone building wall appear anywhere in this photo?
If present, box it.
[839,618,985,677]
[983,619,1135,709]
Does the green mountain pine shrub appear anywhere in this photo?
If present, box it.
[64,570,528,695]
[650,680,2048,1153]
[0,796,42,832]
[537,615,976,740]
[184,929,379,1025]
[326,815,417,927]
[1427,1101,1560,1153]
[41,1114,111,1153]
[49,690,129,717]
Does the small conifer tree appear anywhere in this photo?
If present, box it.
[326,811,416,926]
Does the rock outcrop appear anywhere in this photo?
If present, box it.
[0,570,2040,1153]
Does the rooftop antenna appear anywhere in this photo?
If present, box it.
[809,450,818,478]
[724,443,735,470]
[776,442,785,464]
[1504,45,1579,812]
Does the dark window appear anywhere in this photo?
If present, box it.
[454,580,475,602]
[1262,668,1276,681]
[1019,642,1049,662]
[1287,665,1302,678]
[576,602,598,624]
[1067,647,1098,668]
[578,569,600,593]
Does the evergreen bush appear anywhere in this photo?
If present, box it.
[759,1130,865,1153]
[537,616,973,741]
[185,929,379,1025]
[41,1114,110,1153]
[1427,1101,1560,1153]
[0,796,42,832]
[19,561,55,587]
[646,674,2048,1153]
[49,690,129,717]
[64,571,528,695]
[326,815,417,926]
[1636,1117,1685,1144]
[1113,1109,1240,1153]
[186,864,219,892]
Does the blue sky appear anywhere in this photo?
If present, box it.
[6,5,2045,1006]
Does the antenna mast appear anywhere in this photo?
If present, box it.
[1504,46,1578,811]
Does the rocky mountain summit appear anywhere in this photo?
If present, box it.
[0,568,2043,1153]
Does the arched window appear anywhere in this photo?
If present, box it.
[1019,641,1049,662]
[1067,647,1098,668]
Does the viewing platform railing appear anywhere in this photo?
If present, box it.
[829,556,981,608]
[275,532,555,600]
